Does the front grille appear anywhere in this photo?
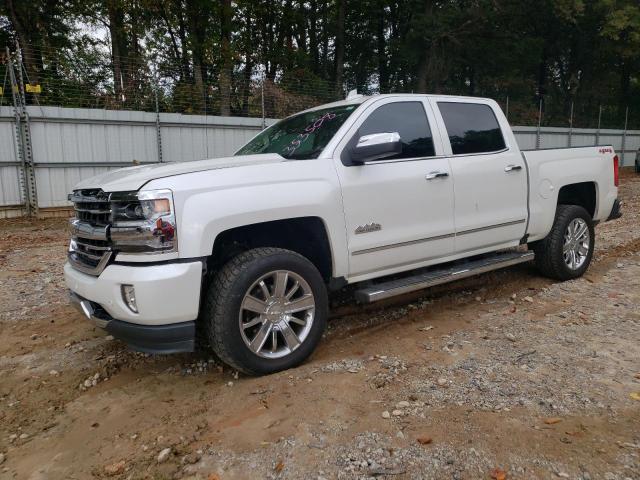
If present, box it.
[71,189,112,226]
[68,189,113,276]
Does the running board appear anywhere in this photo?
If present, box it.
[354,251,535,303]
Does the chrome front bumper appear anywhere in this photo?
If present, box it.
[69,291,110,328]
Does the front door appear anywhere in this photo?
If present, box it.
[333,97,456,280]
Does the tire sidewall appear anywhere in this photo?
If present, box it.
[554,206,595,279]
[211,251,328,375]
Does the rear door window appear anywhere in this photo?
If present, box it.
[438,102,506,155]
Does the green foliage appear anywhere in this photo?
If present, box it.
[0,0,637,127]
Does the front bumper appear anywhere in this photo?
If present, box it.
[70,291,196,353]
[65,260,203,354]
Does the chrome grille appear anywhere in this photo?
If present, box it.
[68,190,113,276]
[71,189,112,226]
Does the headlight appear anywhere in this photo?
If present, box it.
[109,189,177,254]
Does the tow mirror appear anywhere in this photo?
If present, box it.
[350,132,402,164]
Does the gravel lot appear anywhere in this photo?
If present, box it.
[1,171,639,480]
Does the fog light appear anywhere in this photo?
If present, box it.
[121,284,138,313]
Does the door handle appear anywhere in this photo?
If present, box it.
[504,164,523,172]
[425,171,449,180]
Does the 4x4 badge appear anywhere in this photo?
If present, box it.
[355,222,382,234]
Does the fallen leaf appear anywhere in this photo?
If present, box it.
[416,436,432,445]
[630,392,640,401]
[490,467,507,480]
[543,417,563,425]
[634,373,640,379]
[207,474,221,480]
[274,460,284,473]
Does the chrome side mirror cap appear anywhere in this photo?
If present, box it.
[351,132,402,163]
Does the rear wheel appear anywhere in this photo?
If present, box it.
[203,248,328,375]
[531,205,595,281]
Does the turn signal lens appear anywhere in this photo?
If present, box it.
[613,155,619,187]
[121,284,138,313]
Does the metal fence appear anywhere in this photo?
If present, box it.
[1,104,638,219]
[0,105,277,217]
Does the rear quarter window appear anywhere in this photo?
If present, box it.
[438,102,506,155]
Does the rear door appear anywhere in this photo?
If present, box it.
[333,97,455,280]
[430,99,528,254]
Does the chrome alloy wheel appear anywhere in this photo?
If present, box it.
[238,270,315,359]
[563,218,590,270]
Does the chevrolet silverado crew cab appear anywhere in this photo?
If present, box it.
[65,94,622,374]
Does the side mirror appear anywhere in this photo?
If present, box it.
[350,132,402,164]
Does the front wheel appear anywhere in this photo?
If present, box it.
[203,247,328,375]
[531,204,595,281]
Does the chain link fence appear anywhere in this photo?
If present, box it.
[1,43,638,218]
[2,44,638,129]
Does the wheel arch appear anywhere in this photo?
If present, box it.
[208,217,335,281]
[556,181,597,218]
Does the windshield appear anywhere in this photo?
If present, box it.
[236,104,358,160]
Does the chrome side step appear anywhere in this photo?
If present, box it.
[354,251,535,303]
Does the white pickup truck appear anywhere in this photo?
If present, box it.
[65,93,622,374]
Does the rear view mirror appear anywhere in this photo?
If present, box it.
[350,132,402,163]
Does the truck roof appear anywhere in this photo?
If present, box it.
[299,93,495,115]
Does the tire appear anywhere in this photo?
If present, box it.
[531,205,595,281]
[203,247,328,375]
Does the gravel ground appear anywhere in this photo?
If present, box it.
[0,171,639,480]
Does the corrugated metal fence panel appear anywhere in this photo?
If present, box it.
[28,106,160,207]
[159,114,270,163]
[0,106,23,209]
[512,127,538,150]
[18,107,276,208]
[623,133,640,166]
[1,103,638,218]
[512,126,638,166]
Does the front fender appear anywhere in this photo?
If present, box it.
[145,161,349,278]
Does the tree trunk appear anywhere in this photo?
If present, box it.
[321,1,329,76]
[415,0,435,93]
[106,0,128,101]
[309,0,319,74]
[376,5,387,93]
[619,61,630,121]
[334,0,346,94]
[219,0,233,116]
[6,0,41,84]
[242,60,253,116]
[187,0,206,112]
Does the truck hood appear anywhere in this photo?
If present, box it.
[72,153,285,192]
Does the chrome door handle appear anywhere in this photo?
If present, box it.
[504,164,523,172]
[425,171,449,180]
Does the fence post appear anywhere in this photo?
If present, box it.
[595,105,602,145]
[536,98,542,149]
[6,46,27,215]
[7,45,38,216]
[621,106,628,167]
[154,88,163,163]
[568,101,573,147]
[261,73,266,130]
[15,44,38,216]
[505,96,509,121]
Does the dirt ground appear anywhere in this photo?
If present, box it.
[1,171,639,480]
